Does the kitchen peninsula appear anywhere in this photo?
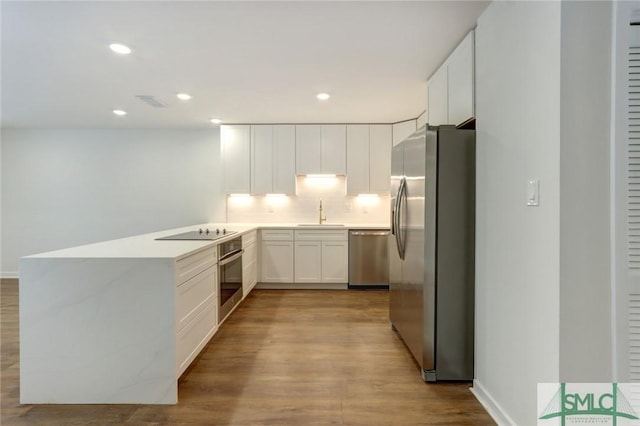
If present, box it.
[19,222,387,404]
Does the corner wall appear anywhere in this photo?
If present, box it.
[1,129,225,276]
[474,2,562,424]
[559,0,612,383]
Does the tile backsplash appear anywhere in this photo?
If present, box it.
[226,176,390,224]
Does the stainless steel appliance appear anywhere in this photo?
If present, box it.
[156,228,236,241]
[218,236,243,322]
[390,125,475,382]
[348,230,390,289]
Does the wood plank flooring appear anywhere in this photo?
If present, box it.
[1,279,495,425]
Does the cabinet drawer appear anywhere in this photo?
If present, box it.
[176,246,217,285]
[176,266,216,332]
[243,230,258,246]
[176,297,217,377]
[294,229,348,241]
[261,229,294,241]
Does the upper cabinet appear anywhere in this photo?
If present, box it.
[222,124,295,195]
[427,30,475,126]
[392,120,417,147]
[251,125,295,195]
[346,124,392,195]
[221,125,251,194]
[427,65,448,125]
[296,124,346,175]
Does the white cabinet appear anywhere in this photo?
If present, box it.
[392,120,417,146]
[426,30,475,126]
[321,241,348,283]
[175,246,218,377]
[251,125,273,195]
[296,124,346,174]
[295,125,321,175]
[346,124,392,195]
[242,230,258,297]
[321,125,347,174]
[260,230,294,283]
[221,125,251,194]
[273,125,296,194]
[293,229,348,284]
[447,30,475,126]
[346,125,369,194]
[427,65,448,125]
[251,125,296,195]
[294,241,322,282]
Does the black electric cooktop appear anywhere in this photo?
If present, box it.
[155,228,236,241]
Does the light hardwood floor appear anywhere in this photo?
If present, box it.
[1,279,494,425]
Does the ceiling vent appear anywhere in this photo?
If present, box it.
[136,95,167,108]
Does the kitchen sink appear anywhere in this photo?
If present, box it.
[297,223,345,227]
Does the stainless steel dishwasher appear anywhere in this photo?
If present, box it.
[348,229,390,289]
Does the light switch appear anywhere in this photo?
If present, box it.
[527,179,539,206]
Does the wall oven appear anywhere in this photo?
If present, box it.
[218,236,243,322]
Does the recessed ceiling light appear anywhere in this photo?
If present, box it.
[177,93,192,101]
[109,43,131,55]
[209,118,222,125]
[113,109,127,116]
[316,93,330,101]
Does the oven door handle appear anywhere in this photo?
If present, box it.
[219,248,244,266]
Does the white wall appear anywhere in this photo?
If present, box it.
[227,176,389,225]
[559,0,612,382]
[474,1,616,424]
[1,129,225,276]
[474,2,561,424]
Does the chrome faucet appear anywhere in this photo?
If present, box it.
[319,200,327,224]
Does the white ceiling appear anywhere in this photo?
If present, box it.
[1,1,490,128]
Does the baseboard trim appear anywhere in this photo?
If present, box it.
[1,272,19,279]
[255,282,347,290]
[470,379,516,426]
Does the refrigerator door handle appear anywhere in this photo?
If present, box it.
[395,177,407,260]
[391,208,395,235]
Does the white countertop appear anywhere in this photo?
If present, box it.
[23,222,389,260]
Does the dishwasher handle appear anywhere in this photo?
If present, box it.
[350,231,390,237]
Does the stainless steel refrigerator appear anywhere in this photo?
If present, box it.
[389,124,475,382]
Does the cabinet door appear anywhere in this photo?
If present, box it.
[260,241,294,283]
[369,124,392,194]
[221,125,251,193]
[321,125,346,174]
[295,125,321,175]
[274,125,296,194]
[242,240,257,296]
[447,30,474,126]
[392,120,417,146]
[251,125,274,195]
[321,241,348,283]
[294,241,322,282]
[346,124,370,195]
[427,65,448,125]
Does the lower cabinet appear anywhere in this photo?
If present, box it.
[242,230,258,297]
[175,246,218,378]
[293,230,348,284]
[294,241,322,282]
[320,241,348,283]
[260,230,294,283]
